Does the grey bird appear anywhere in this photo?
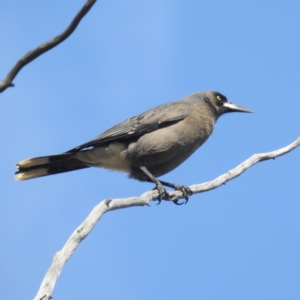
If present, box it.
[15,91,252,203]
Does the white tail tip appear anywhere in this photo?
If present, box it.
[14,168,48,181]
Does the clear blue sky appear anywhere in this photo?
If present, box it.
[1,1,299,299]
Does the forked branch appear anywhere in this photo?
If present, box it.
[33,137,300,300]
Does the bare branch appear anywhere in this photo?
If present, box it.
[0,0,96,93]
[34,137,300,300]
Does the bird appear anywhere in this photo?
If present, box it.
[15,91,252,204]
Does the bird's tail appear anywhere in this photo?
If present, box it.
[15,153,89,181]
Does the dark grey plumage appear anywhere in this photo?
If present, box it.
[15,91,252,200]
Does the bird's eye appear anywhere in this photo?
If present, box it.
[216,95,222,101]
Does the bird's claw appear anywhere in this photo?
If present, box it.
[154,183,169,205]
[172,185,193,205]
[152,183,192,205]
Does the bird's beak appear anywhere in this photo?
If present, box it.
[222,101,253,113]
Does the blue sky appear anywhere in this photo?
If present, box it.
[1,1,299,299]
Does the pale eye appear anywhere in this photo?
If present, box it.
[216,95,222,101]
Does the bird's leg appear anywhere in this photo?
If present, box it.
[139,166,169,203]
[158,180,193,205]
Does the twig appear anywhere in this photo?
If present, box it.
[0,0,97,93]
[33,137,300,300]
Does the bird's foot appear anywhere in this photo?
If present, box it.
[154,183,169,205]
[172,185,193,205]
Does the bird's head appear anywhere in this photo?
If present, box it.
[205,91,253,116]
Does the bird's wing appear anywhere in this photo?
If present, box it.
[68,101,191,152]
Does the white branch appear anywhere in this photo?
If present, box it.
[34,137,300,300]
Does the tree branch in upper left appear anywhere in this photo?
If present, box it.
[0,0,96,93]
